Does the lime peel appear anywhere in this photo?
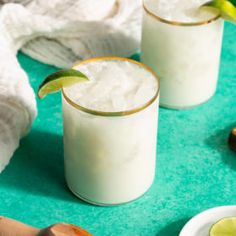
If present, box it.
[202,0,236,23]
[38,69,89,99]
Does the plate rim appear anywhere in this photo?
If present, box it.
[179,205,236,236]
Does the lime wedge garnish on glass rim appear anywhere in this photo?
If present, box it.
[202,0,236,23]
[210,217,236,236]
[38,69,89,99]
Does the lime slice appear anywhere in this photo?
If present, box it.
[210,217,236,236]
[38,69,89,99]
[202,0,236,23]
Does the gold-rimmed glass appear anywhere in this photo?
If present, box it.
[141,0,224,109]
[62,56,160,206]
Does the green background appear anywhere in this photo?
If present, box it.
[0,21,236,236]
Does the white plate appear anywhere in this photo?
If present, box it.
[179,206,236,236]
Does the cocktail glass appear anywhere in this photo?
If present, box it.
[62,57,160,205]
[141,0,224,109]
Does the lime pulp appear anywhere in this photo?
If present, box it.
[201,0,236,23]
[210,217,236,236]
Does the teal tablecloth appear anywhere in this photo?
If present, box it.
[0,21,236,236]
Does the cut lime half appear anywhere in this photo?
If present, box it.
[38,69,89,99]
[210,217,236,236]
[201,0,236,23]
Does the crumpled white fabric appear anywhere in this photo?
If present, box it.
[0,0,142,172]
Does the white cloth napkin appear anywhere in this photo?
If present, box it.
[0,0,142,173]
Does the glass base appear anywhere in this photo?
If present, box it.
[160,92,215,110]
[67,182,153,207]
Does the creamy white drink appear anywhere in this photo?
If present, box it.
[62,57,159,205]
[141,0,224,109]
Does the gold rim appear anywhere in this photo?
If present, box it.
[62,56,160,117]
[143,0,221,26]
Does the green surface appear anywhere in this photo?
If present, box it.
[0,21,236,236]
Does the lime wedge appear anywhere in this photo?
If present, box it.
[202,0,236,23]
[38,69,89,99]
[210,217,236,236]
